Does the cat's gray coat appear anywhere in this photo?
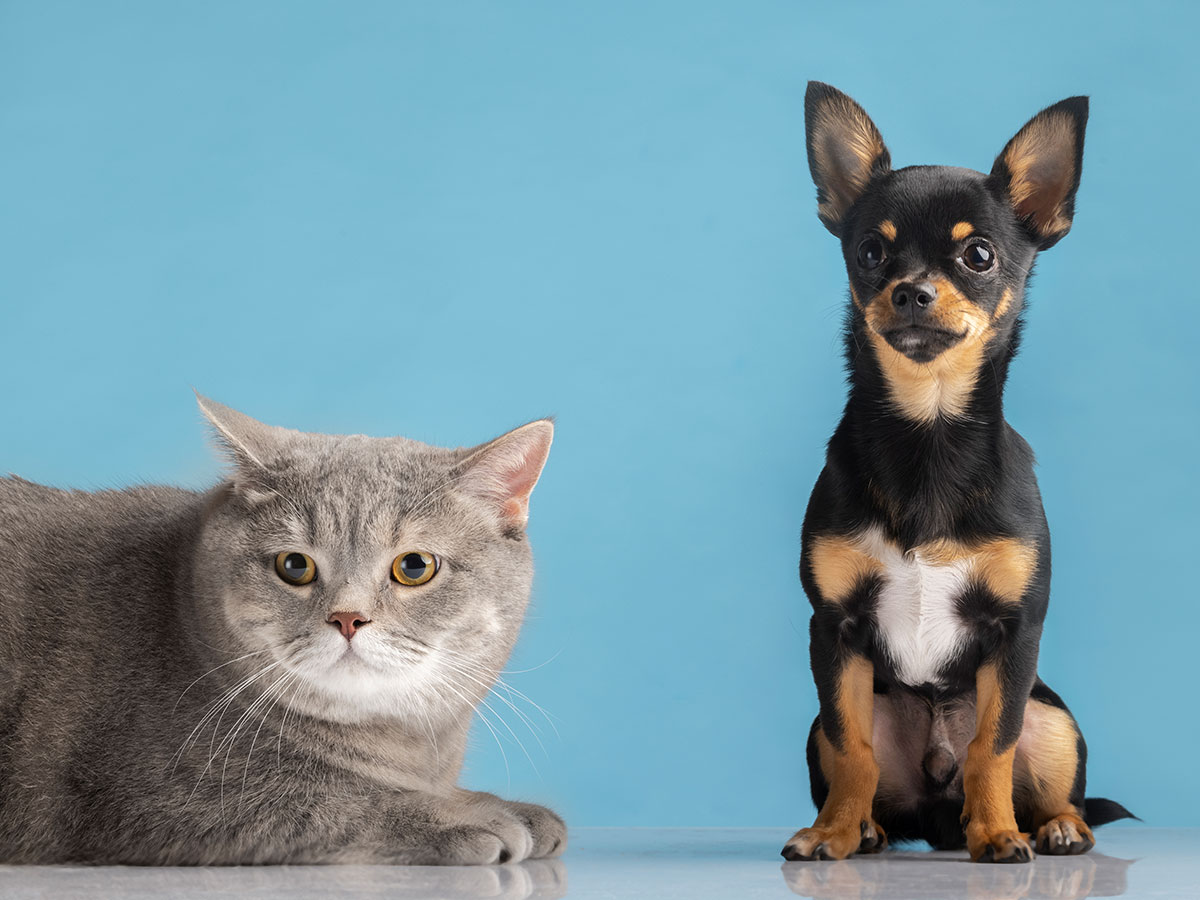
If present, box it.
[0,396,565,865]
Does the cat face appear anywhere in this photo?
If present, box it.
[191,397,553,727]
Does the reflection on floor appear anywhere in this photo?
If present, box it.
[1,826,1193,899]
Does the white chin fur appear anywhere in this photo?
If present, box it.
[284,633,474,726]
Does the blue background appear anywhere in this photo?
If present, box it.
[2,1,1197,828]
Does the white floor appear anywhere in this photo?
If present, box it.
[0,826,1193,899]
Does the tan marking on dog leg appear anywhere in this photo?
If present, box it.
[973,539,1037,602]
[808,534,883,604]
[1015,698,1096,855]
[922,537,1038,603]
[784,657,886,860]
[963,663,1032,863]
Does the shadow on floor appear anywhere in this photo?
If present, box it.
[0,858,568,900]
[781,851,1137,899]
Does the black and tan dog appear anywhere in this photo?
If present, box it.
[782,83,1133,864]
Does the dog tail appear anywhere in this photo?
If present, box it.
[1084,797,1139,827]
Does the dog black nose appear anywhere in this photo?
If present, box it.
[893,281,937,310]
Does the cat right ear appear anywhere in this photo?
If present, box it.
[456,419,554,532]
[195,393,294,493]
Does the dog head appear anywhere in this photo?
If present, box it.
[804,82,1087,420]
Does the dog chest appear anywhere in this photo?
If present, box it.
[859,528,973,687]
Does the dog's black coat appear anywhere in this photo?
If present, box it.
[789,83,1134,859]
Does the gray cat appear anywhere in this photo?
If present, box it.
[0,395,565,865]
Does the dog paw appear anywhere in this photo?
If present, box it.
[781,818,887,861]
[968,827,1034,864]
[1036,814,1095,856]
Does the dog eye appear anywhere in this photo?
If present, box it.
[961,240,996,273]
[392,552,439,586]
[275,551,317,586]
[856,237,886,270]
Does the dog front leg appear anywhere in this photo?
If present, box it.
[962,660,1036,863]
[783,647,884,861]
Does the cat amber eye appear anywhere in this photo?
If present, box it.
[392,552,438,586]
[275,551,317,585]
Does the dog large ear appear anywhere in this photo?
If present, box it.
[989,97,1088,250]
[804,82,891,237]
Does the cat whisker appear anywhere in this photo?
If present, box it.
[170,660,284,776]
[172,649,271,715]
[433,679,512,791]
[493,677,561,739]
[436,656,550,755]
[275,673,303,772]
[400,634,434,651]
[240,670,300,806]
[500,647,564,676]
[386,636,430,658]
[212,669,293,814]
[416,705,441,771]
[435,646,561,740]
[204,662,285,760]
[440,667,540,778]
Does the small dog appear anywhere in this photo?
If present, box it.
[782,83,1133,864]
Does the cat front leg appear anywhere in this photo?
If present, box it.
[308,789,565,865]
[452,790,568,860]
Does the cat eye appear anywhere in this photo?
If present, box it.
[275,551,317,585]
[961,239,996,273]
[856,236,886,271]
[392,552,439,586]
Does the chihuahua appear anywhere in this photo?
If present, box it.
[782,83,1133,864]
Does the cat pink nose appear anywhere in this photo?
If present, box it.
[327,611,370,640]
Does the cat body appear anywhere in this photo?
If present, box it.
[0,398,564,864]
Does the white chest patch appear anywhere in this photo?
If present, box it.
[856,526,973,687]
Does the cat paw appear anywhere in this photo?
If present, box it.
[967,826,1034,864]
[503,800,568,859]
[432,791,564,864]
[781,819,887,861]
[1036,814,1094,856]
[414,822,531,865]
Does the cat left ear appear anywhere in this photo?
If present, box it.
[195,392,294,475]
[990,97,1088,249]
[457,420,554,531]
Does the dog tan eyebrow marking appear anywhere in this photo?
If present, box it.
[878,220,897,242]
[951,221,975,241]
